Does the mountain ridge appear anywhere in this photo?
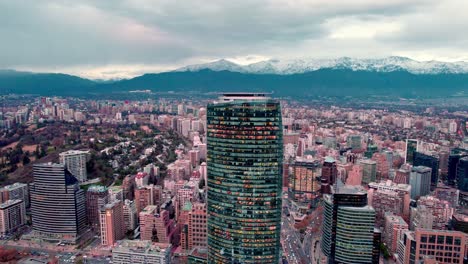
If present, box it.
[176,56,468,75]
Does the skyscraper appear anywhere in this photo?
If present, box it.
[405,139,418,165]
[30,163,87,243]
[206,93,283,263]
[359,159,377,184]
[321,157,337,195]
[456,156,468,192]
[448,148,468,185]
[322,185,380,264]
[409,166,432,199]
[413,151,439,188]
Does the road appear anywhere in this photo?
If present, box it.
[281,200,309,264]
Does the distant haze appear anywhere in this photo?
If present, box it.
[1,1,468,79]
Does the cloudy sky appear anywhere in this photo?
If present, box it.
[1,0,467,79]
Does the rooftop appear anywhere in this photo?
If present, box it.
[113,240,171,255]
[0,199,23,209]
[217,92,271,102]
[87,185,108,193]
[59,150,90,156]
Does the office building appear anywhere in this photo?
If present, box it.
[409,166,432,199]
[122,199,137,231]
[413,151,439,188]
[457,156,468,192]
[359,159,377,184]
[451,212,468,233]
[30,163,87,243]
[321,157,337,195]
[289,158,321,206]
[86,185,109,229]
[100,200,125,246]
[322,185,380,264]
[59,150,90,182]
[347,134,362,150]
[405,139,418,165]
[398,229,466,264]
[112,240,171,264]
[447,148,468,185]
[0,199,26,235]
[206,93,283,263]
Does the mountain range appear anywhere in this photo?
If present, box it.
[176,56,468,75]
[1,57,468,98]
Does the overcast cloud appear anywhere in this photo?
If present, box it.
[0,0,467,79]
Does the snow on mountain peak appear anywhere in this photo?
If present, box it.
[175,57,468,75]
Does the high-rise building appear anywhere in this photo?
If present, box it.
[0,183,29,208]
[383,213,408,256]
[456,156,468,192]
[413,151,439,188]
[30,163,87,243]
[135,184,162,214]
[409,166,432,199]
[368,180,411,221]
[322,185,380,264]
[112,240,172,264]
[122,175,136,200]
[59,150,90,182]
[397,229,466,264]
[122,199,137,231]
[206,93,283,263]
[359,159,377,184]
[347,134,362,150]
[405,139,418,165]
[139,205,174,243]
[448,148,468,185]
[86,185,109,229]
[289,158,321,207]
[0,199,26,235]
[321,157,337,195]
[188,202,207,251]
[100,200,125,246]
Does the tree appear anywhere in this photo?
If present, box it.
[22,155,30,165]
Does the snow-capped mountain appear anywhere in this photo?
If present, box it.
[176,56,468,75]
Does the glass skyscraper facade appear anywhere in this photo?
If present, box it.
[206,93,283,263]
[322,185,380,264]
[30,163,87,243]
